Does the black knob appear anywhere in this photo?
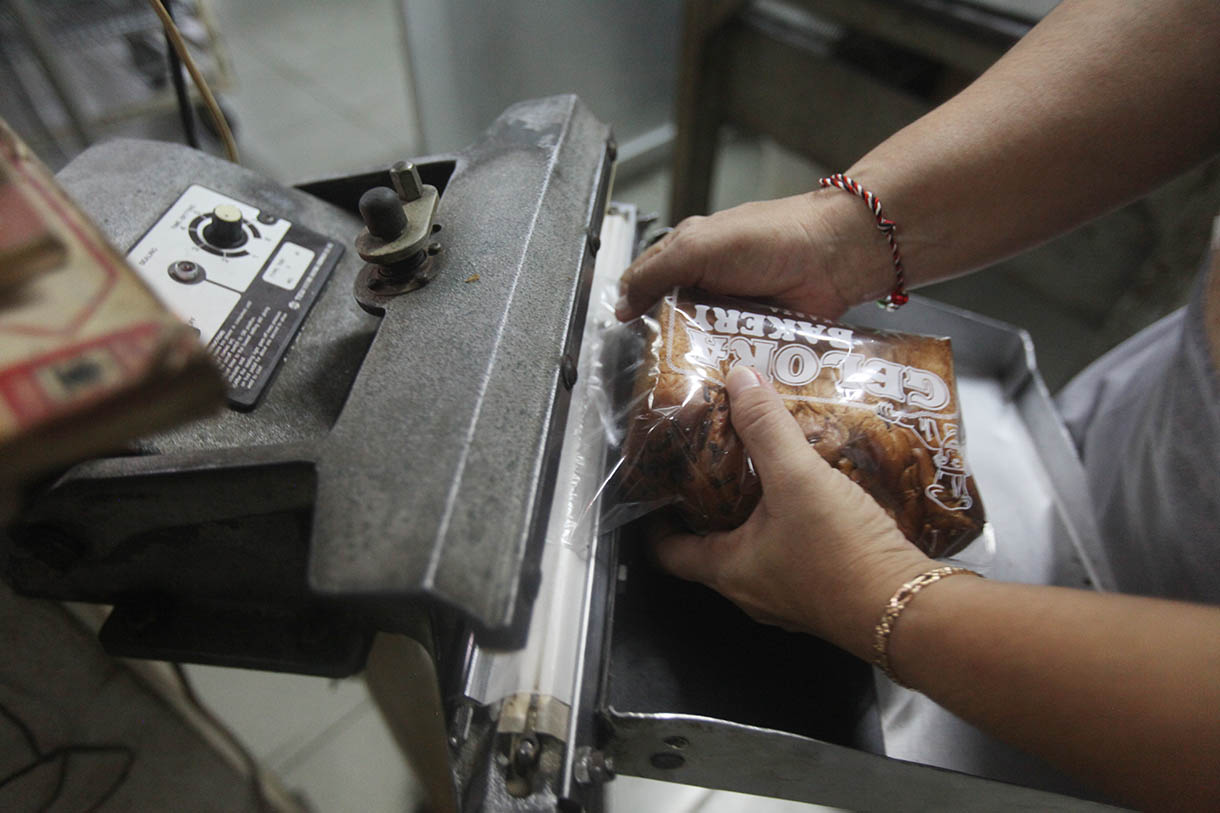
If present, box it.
[202,204,247,248]
[359,187,407,241]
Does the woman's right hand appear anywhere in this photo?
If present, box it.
[616,190,892,323]
[649,365,933,659]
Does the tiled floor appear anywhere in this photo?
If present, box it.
[207,0,421,184]
[182,666,420,812]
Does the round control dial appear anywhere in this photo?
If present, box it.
[202,204,247,249]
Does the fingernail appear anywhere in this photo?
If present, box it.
[614,295,630,319]
[725,365,762,394]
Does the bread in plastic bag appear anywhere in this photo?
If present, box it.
[614,288,986,559]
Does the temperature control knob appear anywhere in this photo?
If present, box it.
[202,204,247,248]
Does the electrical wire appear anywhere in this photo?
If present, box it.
[145,0,239,163]
[39,758,69,813]
[0,699,136,813]
[1,744,136,813]
[161,0,200,149]
[0,699,65,812]
[3,674,266,813]
[0,700,39,756]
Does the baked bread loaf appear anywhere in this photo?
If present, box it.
[618,288,985,558]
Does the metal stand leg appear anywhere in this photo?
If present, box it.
[365,632,459,813]
[670,0,746,221]
[7,0,94,149]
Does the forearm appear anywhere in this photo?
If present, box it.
[827,0,1220,303]
[867,577,1220,811]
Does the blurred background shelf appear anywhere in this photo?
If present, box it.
[0,0,232,168]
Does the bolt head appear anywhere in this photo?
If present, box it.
[560,354,578,390]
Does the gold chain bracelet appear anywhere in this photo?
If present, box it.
[873,565,982,686]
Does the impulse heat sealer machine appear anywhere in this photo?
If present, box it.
[2,96,1119,812]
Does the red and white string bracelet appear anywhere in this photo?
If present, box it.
[818,173,909,311]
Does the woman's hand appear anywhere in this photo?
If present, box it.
[616,192,892,323]
[648,367,1220,813]
[650,365,932,658]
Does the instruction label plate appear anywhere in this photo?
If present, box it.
[126,184,342,409]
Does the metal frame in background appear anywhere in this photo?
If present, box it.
[0,0,232,165]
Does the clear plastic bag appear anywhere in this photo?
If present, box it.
[598,287,988,560]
